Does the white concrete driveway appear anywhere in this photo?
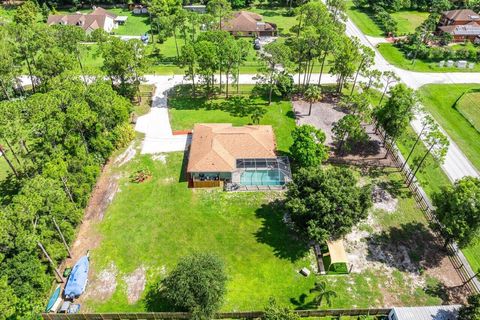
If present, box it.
[135,75,191,154]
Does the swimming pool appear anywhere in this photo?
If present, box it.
[240,170,286,186]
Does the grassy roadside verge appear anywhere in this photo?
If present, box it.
[377,43,480,73]
[393,84,480,275]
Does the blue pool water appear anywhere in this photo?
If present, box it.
[240,170,285,186]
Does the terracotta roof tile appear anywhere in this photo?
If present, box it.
[222,11,276,33]
[187,123,277,172]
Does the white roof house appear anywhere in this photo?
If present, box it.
[388,305,461,320]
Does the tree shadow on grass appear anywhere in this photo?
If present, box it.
[376,179,411,199]
[290,293,318,310]
[367,222,448,273]
[143,280,178,312]
[254,200,310,262]
[178,149,189,183]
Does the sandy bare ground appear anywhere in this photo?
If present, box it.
[292,98,393,167]
[345,185,468,306]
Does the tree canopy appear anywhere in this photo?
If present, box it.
[289,125,329,168]
[285,166,372,242]
[161,253,227,320]
[375,83,416,141]
[433,176,480,248]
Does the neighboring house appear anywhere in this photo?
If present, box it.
[47,7,127,34]
[221,11,277,37]
[388,305,461,320]
[186,123,291,189]
[132,4,148,15]
[183,5,206,13]
[438,9,480,43]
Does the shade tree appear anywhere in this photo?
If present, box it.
[161,253,227,320]
[332,114,369,153]
[285,166,372,242]
[289,125,329,168]
[433,177,480,248]
[374,83,416,144]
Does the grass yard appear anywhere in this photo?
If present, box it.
[85,152,317,312]
[250,7,298,36]
[345,1,383,37]
[377,43,480,72]
[455,91,480,133]
[345,1,428,37]
[168,85,296,153]
[390,10,429,35]
[110,9,150,36]
[415,84,480,275]
[82,153,451,312]
[396,125,451,197]
[418,84,480,172]
[80,36,262,75]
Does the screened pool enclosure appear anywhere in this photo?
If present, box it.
[229,157,292,190]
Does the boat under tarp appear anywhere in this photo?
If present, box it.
[64,256,89,299]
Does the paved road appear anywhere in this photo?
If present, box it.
[343,13,480,181]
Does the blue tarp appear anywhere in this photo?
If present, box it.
[64,256,89,299]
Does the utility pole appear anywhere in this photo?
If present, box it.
[38,242,64,283]
[52,217,72,258]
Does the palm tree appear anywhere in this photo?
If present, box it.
[304,85,322,116]
[310,281,337,307]
[251,107,266,124]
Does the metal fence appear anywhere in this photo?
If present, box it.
[42,308,391,320]
[378,128,480,294]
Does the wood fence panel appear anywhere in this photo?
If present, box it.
[42,308,391,320]
[377,128,480,294]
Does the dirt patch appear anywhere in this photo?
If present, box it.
[64,163,120,268]
[115,143,136,167]
[372,185,398,213]
[152,154,166,163]
[124,266,147,304]
[59,160,122,308]
[84,263,118,301]
[292,98,393,167]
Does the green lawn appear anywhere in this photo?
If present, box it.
[455,91,480,133]
[377,43,480,72]
[414,84,480,275]
[85,152,444,312]
[390,10,429,35]
[168,85,296,153]
[250,7,298,36]
[418,84,480,172]
[87,152,317,312]
[396,125,451,197]
[110,9,150,36]
[345,1,428,37]
[345,1,383,37]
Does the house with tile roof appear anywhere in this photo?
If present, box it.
[438,9,480,43]
[47,7,127,34]
[221,11,277,37]
[187,123,291,189]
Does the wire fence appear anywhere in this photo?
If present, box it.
[377,128,480,294]
[41,308,391,320]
